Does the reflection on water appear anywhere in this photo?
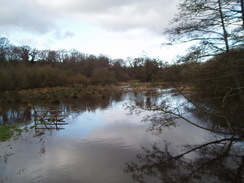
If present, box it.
[0,90,243,183]
[124,90,244,183]
[0,104,32,126]
[0,93,124,126]
[125,136,244,183]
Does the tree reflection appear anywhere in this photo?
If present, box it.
[0,93,124,126]
[125,90,244,183]
[125,136,243,183]
[0,104,32,125]
[127,89,244,135]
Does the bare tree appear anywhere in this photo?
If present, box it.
[164,0,244,59]
[30,48,38,63]
[19,45,31,62]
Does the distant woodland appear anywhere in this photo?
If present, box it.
[0,36,192,91]
[0,36,243,92]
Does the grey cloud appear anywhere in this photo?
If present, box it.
[0,0,56,34]
[0,0,178,35]
[15,37,55,50]
[68,0,178,33]
[54,30,75,40]
[64,31,75,38]
[64,0,140,13]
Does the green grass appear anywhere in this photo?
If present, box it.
[0,125,23,142]
[0,126,16,142]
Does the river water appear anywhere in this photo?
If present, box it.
[0,90,242,183]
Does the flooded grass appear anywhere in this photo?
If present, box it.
[0,126,17,142]
[0,125,26,142]
[0,83,181,104]
[0,85,123,104]
[121,81,177,92]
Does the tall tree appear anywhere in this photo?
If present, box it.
[164,0,244,126]
[164,0,244,59]
[143,58,159,82]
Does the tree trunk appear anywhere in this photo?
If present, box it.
[218,0,230,52]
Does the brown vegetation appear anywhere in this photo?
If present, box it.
[0,85,123,104]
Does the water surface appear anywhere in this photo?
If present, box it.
[0,91,234,183]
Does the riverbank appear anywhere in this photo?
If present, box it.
[0,85,124,142]
[0,82,190,142]
[0,85,124,104]
[0,82,184,104]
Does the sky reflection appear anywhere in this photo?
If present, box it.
[0,92,210,183]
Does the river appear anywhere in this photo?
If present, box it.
[0,89,243,183]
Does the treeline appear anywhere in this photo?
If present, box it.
[0,37,243,97]
[0,37,186,91]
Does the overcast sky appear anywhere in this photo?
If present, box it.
[0,0,187,61]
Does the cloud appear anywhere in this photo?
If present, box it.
[79,0,178,33]
[58,0,178,33]
[14,37,56,50]
[0,0,181,60]
[54,30,75,40]
[0,0,57,34]
[0,0,178,35]
[1,0,67,36]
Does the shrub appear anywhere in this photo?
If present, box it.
[0,63,91,91]
[91,68,117,85]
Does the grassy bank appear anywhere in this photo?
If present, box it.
[0,81,183,104]
[0,85,124,104]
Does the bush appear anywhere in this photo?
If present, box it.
[0,63,91,91]
[187,49,244,131]
[91,68,117,85]
[192,49,244,98]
